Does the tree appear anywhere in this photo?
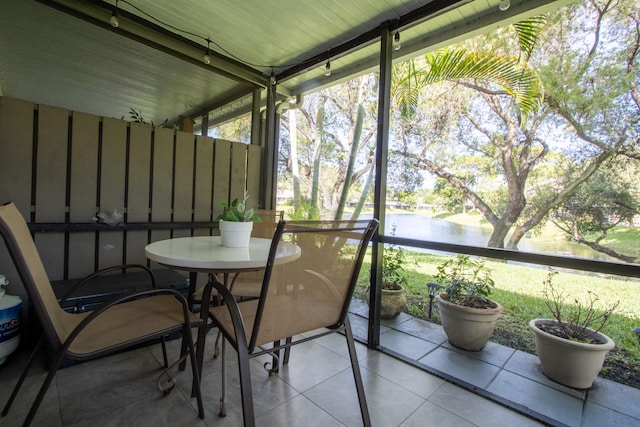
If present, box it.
[396,1,640,253]
[550,159,640,263]
[280,17,545,221]
[279,79,378,219]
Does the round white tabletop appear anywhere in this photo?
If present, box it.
[144,236,300,273]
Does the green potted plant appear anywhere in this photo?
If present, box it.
[434,254,503,351]
[529,269,619,389]
[217,192,261,248]
[366,225,408,319]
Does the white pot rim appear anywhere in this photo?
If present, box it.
[436,292,503,314]
[529,318,615,350]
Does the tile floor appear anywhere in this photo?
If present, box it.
[0,301,638,427]
[349,300,640,427]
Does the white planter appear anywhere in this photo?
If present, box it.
[219,220,253,248]
[529,318,615,389]
[436,293,503,351]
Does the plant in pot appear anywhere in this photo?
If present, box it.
[217,193,261,248]
[434,254,503,351]
[529,269,619,389]
[366,225,408,320]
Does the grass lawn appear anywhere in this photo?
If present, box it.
[354,251,640,388]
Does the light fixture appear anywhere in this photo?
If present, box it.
[203,39,211,65]
[270,71,277,86]
[324,60,331,77]
[426,282,441,319]
[499,0,510,11]
[110,0,119,27]
[393,31,402,51]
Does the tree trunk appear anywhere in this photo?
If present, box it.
[310,107,324,215]
[336,105,364,220]
[289,108,301,211]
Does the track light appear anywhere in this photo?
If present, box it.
[499,0,510,11]
[110,0,119,27]
[393,31,402,51]
[324,60,331,77]
[203,39,211,65]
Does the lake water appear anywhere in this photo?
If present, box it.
[382,213,614,261]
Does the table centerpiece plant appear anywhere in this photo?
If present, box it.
[217,192,261,247]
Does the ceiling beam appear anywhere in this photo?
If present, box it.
[282,0,573,96]
[37,0,269,88]
[276,0,471,83]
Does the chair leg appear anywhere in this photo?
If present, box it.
[2,336,45,417]
[344,317,371,427]
[235,342,255,427]
[271,340,280,373]
[184,324,204,419]
[283,337,293,365]
[193,316,209,397]
[161,335,169,369]
[179,331,190,371]
[220,339,227,417]
[22,340,72,427]
[213,330,222,359]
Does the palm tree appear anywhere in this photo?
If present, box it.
[343,17,547,220]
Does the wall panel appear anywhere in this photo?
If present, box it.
[246,144,262,207]
[35,104,68,222]
[0,97,33,215]
[212,139,231,220]
[34,105,69,280]
[127,123,152,222]
[0,97,34,299]
[0,97,258,285]
[151,127,174,222]
[69,111,99,222]
[68,111,100,278]
[98,117,127,269]
[173,132,195,223]
[150,127,174,249]
[193,136,214,223]
[230,141,248,203]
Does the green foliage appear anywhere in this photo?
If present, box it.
[217,193,260,222]
[288,200,320,220]
[513,16,546,61]
[417,48,544,121]
[382,236,408,290]
[125,108,176,129]
[434,254,496,308]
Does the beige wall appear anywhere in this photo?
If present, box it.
[0,96,262,302]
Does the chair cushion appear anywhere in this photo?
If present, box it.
[67,295,201,357]
[210,294,341,350]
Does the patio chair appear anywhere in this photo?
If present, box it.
[197,218,378,427]
[0,202,204,426]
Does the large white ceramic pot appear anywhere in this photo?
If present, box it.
[529,318,615,389]
[436,293,503,351]
[219,220,253,248]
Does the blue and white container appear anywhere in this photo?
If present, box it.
[0,274,21,365]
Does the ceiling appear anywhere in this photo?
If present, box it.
[0,0,569,126]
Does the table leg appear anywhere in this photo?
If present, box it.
[188,271,197,311]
